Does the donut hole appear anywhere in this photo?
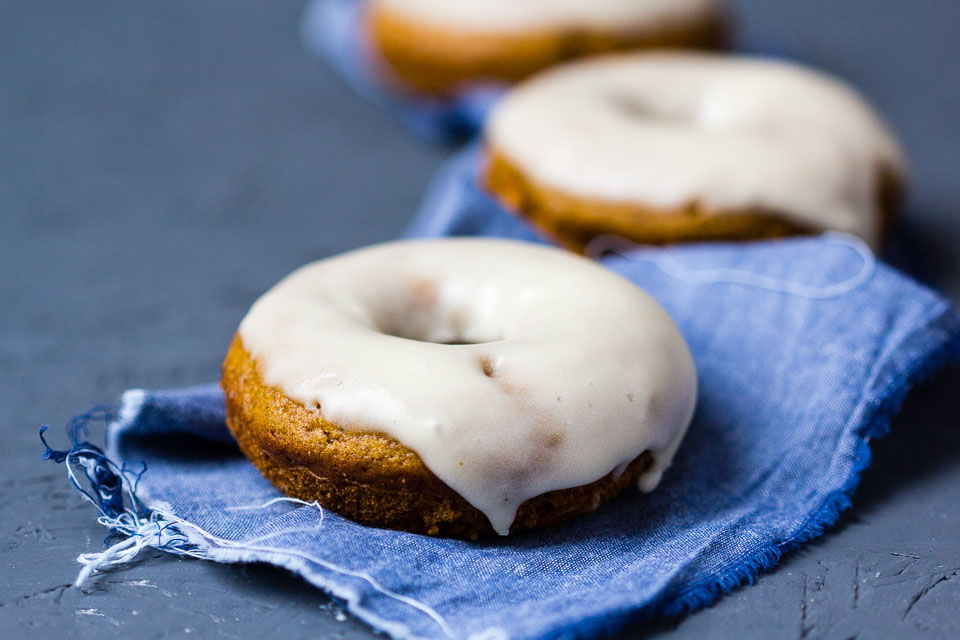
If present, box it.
[607,91,719,129]
[370,281,504,346]
[378,322,501,346]
[609,92,657,120]
[608,91,690,124]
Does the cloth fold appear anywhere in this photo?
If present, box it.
[43,146,960,640]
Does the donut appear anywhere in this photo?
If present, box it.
[222,238,697,538]
[366,0,727,95]
[483,53,908,251]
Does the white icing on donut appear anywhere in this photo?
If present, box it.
[371,0,722,34]
[239,238,697,535]
[486,53,907,247]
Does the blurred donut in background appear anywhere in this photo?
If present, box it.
[483,52,907,251]
[366,0,728,95]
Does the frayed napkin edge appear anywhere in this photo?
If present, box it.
[39,307,960,640]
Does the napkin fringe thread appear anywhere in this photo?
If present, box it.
[39,406,464,640]
[40,407,205,587]
[584,232,877,300]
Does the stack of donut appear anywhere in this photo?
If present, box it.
[222,1,908,539]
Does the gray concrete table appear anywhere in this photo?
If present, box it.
[2,2,958,638]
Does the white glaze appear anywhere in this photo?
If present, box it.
[486,53,907,247]
[371,0,721,34]
[239,238,697,535]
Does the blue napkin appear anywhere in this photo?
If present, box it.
[301,0,502,143]
[43,145,960,640]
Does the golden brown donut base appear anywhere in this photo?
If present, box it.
[484,149,902,253]
[222,335,655,539]
[367,5,727,96]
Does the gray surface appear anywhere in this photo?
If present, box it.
[1,1,958,638]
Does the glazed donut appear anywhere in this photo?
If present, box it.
[484,53,907,251]
[366,0,727,95]
[222,238,697,538]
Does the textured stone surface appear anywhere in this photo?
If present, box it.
[1,1,958,638]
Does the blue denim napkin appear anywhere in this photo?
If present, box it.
[301,0,502,143]
[43,146,960,640]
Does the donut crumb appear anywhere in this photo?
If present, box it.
[478,355,497,378]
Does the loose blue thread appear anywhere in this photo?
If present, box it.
[39,406,458,640]
[40,408,206,585]
[40,405,141,521]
